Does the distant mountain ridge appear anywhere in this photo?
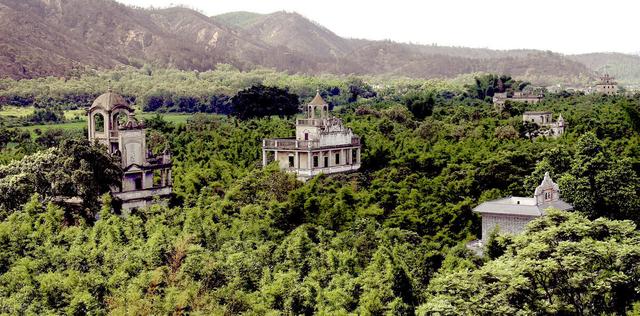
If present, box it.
[0,0,638,86]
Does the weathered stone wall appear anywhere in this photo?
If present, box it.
[120,129,145,166]
[481,214,538,242]
[523,113,553,125]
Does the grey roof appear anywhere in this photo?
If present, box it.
[90,91,129,112]
[523,111,552,115]
[473,196,573,217]
[539,199,573,211]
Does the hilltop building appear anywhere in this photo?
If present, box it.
[262,91,361,181]
[493,91,543,108]
[594,74,618,95]
[88,90,172,210]
[473,172,572,243]
[522,111,566,137]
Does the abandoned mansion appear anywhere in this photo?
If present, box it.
[88,90,172,210]
[262,91,362,180]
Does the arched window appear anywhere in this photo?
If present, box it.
[93,113,105,133]
[113,111,128,128]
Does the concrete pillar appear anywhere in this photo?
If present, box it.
[308,151,312,170]
[357,148,361,164]
[294,151,299,168]
[262,149,267,167]
[274,150,278,167]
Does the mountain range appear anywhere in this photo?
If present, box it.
[1,0,639,86]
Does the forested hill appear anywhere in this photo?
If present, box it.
[1,76,640,313]
[0,0,638,85]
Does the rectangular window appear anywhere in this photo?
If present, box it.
[134,175,143,190]
[352,149,358,164]
[324,156,329,168]
[335,153,340,165]
[288,155,294,168]
[313,156,319,168]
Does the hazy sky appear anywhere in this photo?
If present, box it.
[116,0,638,54]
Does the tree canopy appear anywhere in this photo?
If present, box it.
[231,85,300,119]
[421,210,640,315]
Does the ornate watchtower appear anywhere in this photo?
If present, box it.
[595,74,618,95]
[88,90,172,210]
[262,90,361,181]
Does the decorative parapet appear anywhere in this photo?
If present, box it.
[263,137,360,150]
[113,186,172,202]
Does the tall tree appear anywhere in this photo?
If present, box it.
[231,85,299,119]
[0,139,121,219]
[420,210,640,315]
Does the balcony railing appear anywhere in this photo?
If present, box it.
[263,137,361,150]
[113,186,172,201]
[286,164,361,178]
[263,138,318,149]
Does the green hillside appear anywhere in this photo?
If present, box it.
[214,11,265,28]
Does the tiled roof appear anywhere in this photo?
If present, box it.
[473,196,573,216]
[90,91,128,111]
[309,91,327,106]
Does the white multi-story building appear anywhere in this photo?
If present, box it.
[262,91,361,181]
[595,74,618,95]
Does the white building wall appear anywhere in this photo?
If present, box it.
[318,132,353,147]
[523,113,552,125]
[296,126,322,140]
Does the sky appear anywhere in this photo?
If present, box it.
[116,0,638,55]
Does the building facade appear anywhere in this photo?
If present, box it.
[522,111,566,137]
[595,74,618,95]
[262,91,361,181]
[473,172,572,243]
[493,91,543,108]
[88,90,172,210]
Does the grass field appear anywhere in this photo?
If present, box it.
[0,106,34,117]
[0,106,193,134]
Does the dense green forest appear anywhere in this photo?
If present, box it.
[0,69,639,314]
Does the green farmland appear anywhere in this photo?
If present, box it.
[0,106,193,134]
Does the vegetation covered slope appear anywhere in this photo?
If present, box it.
[0,70,639,313]
[569,52,640,85]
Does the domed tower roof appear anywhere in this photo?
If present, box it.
[90,90,130,112]
[309,90,327,106]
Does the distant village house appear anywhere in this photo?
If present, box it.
[493,91,543,108]
[594,74,618,95]
[522,111,566,137]
[473,172,573,243]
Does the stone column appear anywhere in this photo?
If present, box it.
[308,151,312,170]
[274,151,278,168]
[294,151,299,169]
[141,171,146,189]
[356,148,361,164]
[262,149,267,167]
